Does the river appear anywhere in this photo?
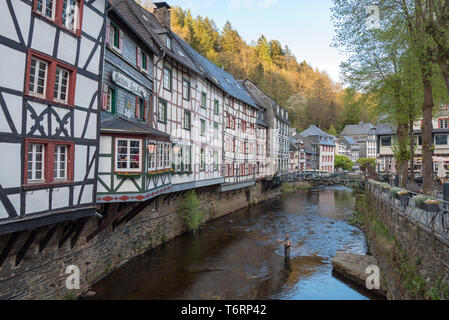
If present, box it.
[86,186,373,300]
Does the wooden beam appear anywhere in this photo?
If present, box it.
[86,205,131,242]
[0,232,20,267]
[58,221,79,248]
[15,229,39,266]
[39,224,59,252]
[70,218,87,249]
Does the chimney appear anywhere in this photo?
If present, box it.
[153,2,171,30]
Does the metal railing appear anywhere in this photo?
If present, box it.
[367,182,449,242]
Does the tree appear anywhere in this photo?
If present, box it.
[335,155,354,171]
[357,158,376,172]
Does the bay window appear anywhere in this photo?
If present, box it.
[147,142,157,171]
[115,138,142,172]
[157,142,164,169]
[164,143,171,168]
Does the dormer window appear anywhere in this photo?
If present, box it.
[166,35,172,50]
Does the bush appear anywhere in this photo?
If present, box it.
[357,158,376,171]
[335,155,354,171]
[177,190,204,231]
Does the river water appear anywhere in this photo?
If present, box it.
[87,186,372,300]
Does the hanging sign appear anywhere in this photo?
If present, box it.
[111,71,147,98]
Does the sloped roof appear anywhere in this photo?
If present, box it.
[121,0,201,75]
[241,79,291,125]
[341,122,376,136]
[101,112,169,137]
[375,123,396,135]
[299,125,331,138]
[173,33,257,108]
[342,136,358,145]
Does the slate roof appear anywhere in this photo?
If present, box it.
[298,125,335,146]
[340,122,376,136]
[375,123,396,135]
[340,136,360,149]
[173,33,258,109]
[101,112,169,137]
[301,135,318,155]
[117,0,201,75]
[241,79,291,125]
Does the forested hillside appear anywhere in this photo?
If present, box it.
[169,6,376,132]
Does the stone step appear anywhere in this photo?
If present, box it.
[331,251,387,298]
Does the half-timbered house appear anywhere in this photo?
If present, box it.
[139,2,224,193]
[0,0,106,234]
[96,0,172,204]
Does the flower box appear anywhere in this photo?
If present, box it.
[423,199,441,212]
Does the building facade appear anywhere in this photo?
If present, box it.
[96,0,172,204]
[341,122,377,159]
[299,125,335,173]
[0,0,106,233]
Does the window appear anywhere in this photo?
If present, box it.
[147,142,157,171]
[166,35,172,50]
[164,143,171,168]
[182,79,190,100]
[102,85,116,113]
[163,66,172,90]
[28,57,48,98]
[158,100,167,123]
[214,99,219,115]
[213,122,219,139]
[201,92,207,109]
[183,111,191,130]
[435,134,448,145]
[136,48,149,72]
[213,151,219,171]
[136,96,146,120]
[157,142,164,169]
[54,67,70,103]
[200,119,206,136]
[416,135,422,146]
[25,139,74,185]
[110,23,121,50]
[184,145,192,171]
[27,143,45,182]
[380,136,391,147]
[36,0,55,20]
[62,0,79,31]
[34,0,83,34]
[440,119,449,129]
[54,145,67,180]
[200,149,205,171]
[115,138,142,172]
[26,50,76,105]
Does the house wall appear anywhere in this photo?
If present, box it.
[0,0,106,232]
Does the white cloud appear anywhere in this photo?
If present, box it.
[229,0,278,11]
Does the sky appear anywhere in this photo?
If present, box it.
[158,0,343,83]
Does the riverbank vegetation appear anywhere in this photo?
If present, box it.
[177,190,204,232]
[332,1,449,195]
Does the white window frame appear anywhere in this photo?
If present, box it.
[29,57,48,98]
[54,144,68,180]
[163,67,171,90]
[184,145,191,171]
[147,141,157,172]
[62,0,79,32]
[157,142,164,170]
[164,142,171,168]
[28,143,45,182]
[36,0,56,20]
[115,138,142,172]
[54,66,70,103]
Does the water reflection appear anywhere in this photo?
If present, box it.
[87,186,370,300]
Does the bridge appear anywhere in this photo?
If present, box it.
[263,171,366,192]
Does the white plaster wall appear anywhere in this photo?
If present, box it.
[52,187,70,209]
[0,44,25,92]
[31,19,56,56]
[25,189,49,214]
[57,31,78,65]
[74,74,98,109]
[82,5,103,39]
[74,145,87,181]
[0,143,21,188]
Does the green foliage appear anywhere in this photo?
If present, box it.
[281,183,294,193]
[177,190,204,231]
[334,154,353,171]
[327,125,337,136]
[356,158,376,171]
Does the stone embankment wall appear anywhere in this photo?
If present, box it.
[358,190,449,300]
[0,181,280,300]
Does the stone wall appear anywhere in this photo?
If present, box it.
[362,190,449,299]
[0,182,279,300]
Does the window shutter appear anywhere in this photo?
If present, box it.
[135,97,140,118]
[105,19,110,45]
[118,29,123,52]
[136,47,141,68]
[102,83,108,111]
[143,100,148,120]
